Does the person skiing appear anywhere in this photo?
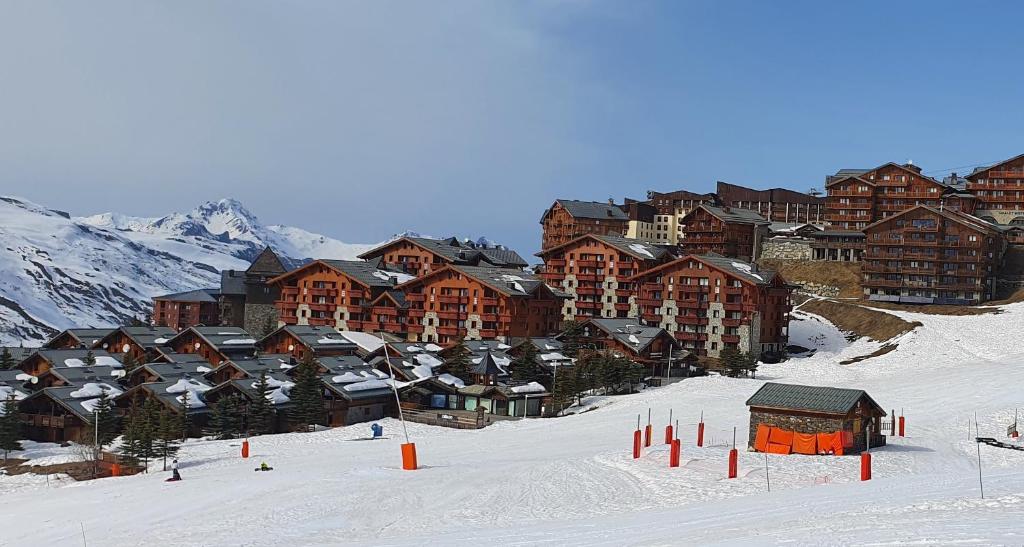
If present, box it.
[171,459,181,481]
[260,461,269,472]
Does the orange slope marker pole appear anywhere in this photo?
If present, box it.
[665,408,674,445]
[633,414,642,459]
[644,408,652,448]
[381,334,416,470]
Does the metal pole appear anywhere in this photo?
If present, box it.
[667,345,672,380]
[765,452,770,493]
[976,440,985,499]
[733,426,737,450]
[379,333,410,444]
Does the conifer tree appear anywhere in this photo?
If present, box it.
[443,338,472,382]
[559,321,585,358]
[83,350,97,367]
[248,371,275,435]
[178,390,191,441]
[137,399,161,471]
[511,343,548,387]
[212,394,244,439]
[288,355,324,430]
[91,389,119,449]
[154,407,181,471]
[120,352,140,373]
[0,394,23,462]
[0,347,14,370]
[118,406,144,469]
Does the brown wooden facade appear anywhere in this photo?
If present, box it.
[393,266,564,344]
[678,205,769,262]
[540,200,629,251]
[862,206,1006,305]
[630,256,793,359]
[537,234,677,322]
[966,153,1024,223]
[271,261,390,331]
[152,290,221,331]
[716,181,824,225]
[825,163,977,230]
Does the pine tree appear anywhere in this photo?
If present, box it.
[91,389,119,449]
[743,352,759,379]
[120,352,140,373]
[211,394,244,439]
[178,390,191,441]
[248,371,275,436]
[118,404,145,469]
[288,355,324,430]
[83,350,97,367]
[511,343,548,387]
[154,408,181,471]
[719,347,746,378]
[136,399,161,471]
[0,395,23,462]
[559,321,585,358]
[444,338,472,382]
[0,347,14,370]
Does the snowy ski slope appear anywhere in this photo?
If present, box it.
[2,303,1024,546]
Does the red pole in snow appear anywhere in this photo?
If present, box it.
[633,414,642,459]
[898,415,905,437]
[644,408,652,447]
[665,409,674,445]
[241,439,250,459]
[728,449,738,479]
[697,423,705,447]
[670,439,681,467]
[860,452,871,481]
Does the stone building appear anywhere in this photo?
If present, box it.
[746,382,887,455]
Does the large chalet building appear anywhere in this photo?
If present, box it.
[861,205,1007,305]
[824,162,978,230]
[152,288,220,331]
[358,236,527,278]
[540,200,629,251]
[631,254,793,360]
[536,234,680,322]
[641,190,716,244]
[678,204,770,262]
[394,265,567,344]
[966,153,1024,225]
[716,181,825,225]
[270,260,415,331]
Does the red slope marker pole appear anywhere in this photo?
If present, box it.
[665,408,674,445]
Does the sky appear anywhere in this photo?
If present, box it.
[1,1,1023,257]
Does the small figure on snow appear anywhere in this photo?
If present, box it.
[256,461,273,472]
[169,459,181,481]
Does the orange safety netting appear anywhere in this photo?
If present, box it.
[816,432,837,455]
[754,424,771,452]
[766,442,792,455]
[792,432,817,455]
[768,427,794,446]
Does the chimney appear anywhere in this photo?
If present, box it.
[903,160,922,174]
[608,197,615,206]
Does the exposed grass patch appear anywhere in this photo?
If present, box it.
[761,259,862,298]
[798,298,921,342]
[840,343,898,365]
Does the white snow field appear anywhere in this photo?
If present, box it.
[3,303,1024,546]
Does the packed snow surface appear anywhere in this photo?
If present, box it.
[628,243,656,258]
[4,304,1024,545]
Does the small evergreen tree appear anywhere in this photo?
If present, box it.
[136,399,161,471]
[0,347,15,370]
[443,338,472,382]
[248,371,275,436]
[559,321,585,358]
[743,352,759,379]
[118,408,143,469]
[719,347,747,378]
[288,355,325,430]
[91,389,119,448]
[120,352,140,373]
[154,408,181,471]
[211,394,244,439]
[511,343,548,387]
[178,390,191,441]
[83,350,97,367]
[0,394,23,462]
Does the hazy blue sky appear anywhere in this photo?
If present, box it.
[2,1,1023,256]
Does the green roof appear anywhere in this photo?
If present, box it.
[745,382,885,416]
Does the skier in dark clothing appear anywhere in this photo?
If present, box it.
[171,459,181,481]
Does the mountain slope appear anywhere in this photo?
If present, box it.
[0,197,379,345]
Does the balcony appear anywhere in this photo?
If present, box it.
[479,313,499,322]
[372,306,398,316]
[546,259,567,267]
[405,293,426,302]
[407,309,425,318]
[480,297,499,307]
[642,312,662,323]
[478,329,498,339]
[576,259,601,268]
[308,317,334,327]
[407,324,425,334]
[721,334,740,344]
[722,318,744,328]
[984,171,1024,179]
[614,303,632,312]
[345,289,365,299]
[675,331,708,341]
[575,286,603,296]
[436,310,467,321]
[637,298,662,307]
[309,288,338,297]
[437,295,467,304]
[675,316,708,326]
[436,326,461,336]
[614,289,633,297]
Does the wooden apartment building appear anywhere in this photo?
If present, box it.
[966,153,1024,225]
[716,181,824,225]
[641,190,716,244]
[678,204,770,262]
[536,234,680,322]
[825,162,978,230]
[359,236,527,278]
[152,289,220,331]
[540,200,629,251]
[631,254,793,359]
[393,265,567,344]
[861,205,1007,305]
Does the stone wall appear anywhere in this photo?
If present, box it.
[747,410,885,453]
[243,303,279,338]
[792,281,841,298]
[761,237,813,261]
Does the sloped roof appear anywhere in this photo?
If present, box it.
[153,288,219,303]
[966,153,1024,180]
[42,365,125,386]
[266,325,357,353]
[171,326,258,355]
[746,382,885,416]
[538,233,678,261]
[246,247,287,276]
[358,236,527,268]
[28,349,124,368]
[863,205,1003,235]
[630,253,779,287]
[686,204,770,226]
[581,318,673,354]
[471,352,503,376]
[109,326,177,349]
[544,200,628,222]
[320,260,414,289]
[44,328,116,349]
[130,362,211,382]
